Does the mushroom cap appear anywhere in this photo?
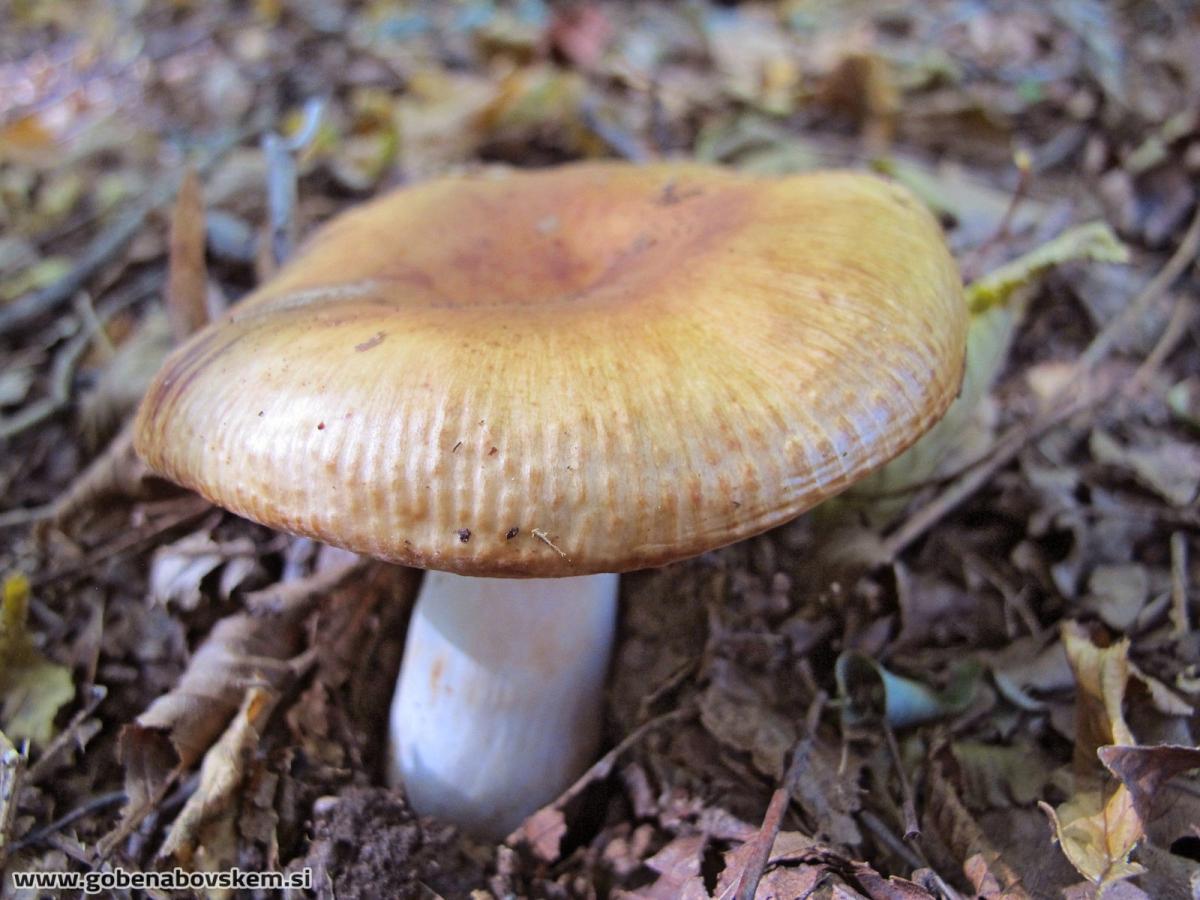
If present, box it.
[135,162,966,577]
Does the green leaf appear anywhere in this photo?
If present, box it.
[0,573,74,747]
[965,221,1129,315]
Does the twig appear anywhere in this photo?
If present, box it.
[857,808,925,872]
[0,270,163,441]
[882,724,920,841]
[0,505,55,529]
[27,685,107,783]
[0,190,173,335]
[32,496,212,587]
[880,388,1097,561]
[960,149,1033,282]
[1124,288,1196,398]
[1171,532,1190,637]
[243,556,371,615]
[531,528,570,561]
[9,790,126,852]
[1080,205,1200,370]
[725,692,826,900]
[506,704,695,847]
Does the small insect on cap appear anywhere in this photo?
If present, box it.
[134,162,967,577]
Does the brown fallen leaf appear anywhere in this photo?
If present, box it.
[148,529,262,610]
[924,750,1032,899]
[1096,745,1200,820]
[618,833,711,900]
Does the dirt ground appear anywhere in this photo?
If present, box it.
[1,1,1199,898]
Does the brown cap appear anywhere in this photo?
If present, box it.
[135,162,966,576]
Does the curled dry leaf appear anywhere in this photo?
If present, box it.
[924,752,1032,899]
[1096,744,1200,820]
[103,558,374,856]
[148,529,260,610]
[1041,623,1145,889]
[158,684,278,864]
[835,651,979,730]
[166,167,210,343]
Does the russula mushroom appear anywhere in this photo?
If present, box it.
[134,162,967,839]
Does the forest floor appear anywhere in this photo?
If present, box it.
[1,1,1199,898]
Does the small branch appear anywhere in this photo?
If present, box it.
[883,724,920,841]
[960,148,1034,282]
[1170,532,1190,637]
[27,685,107,783]
[0,267,162,441]
[727,692,826,900]
[9,790,126,853]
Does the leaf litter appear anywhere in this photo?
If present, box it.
[1,1,1200,897]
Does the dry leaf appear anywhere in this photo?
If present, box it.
[965,222,1129,315]
[1089,429,1200,507]
[149,531,230,610]
[158,684,278,863]
[1096,745,1200,820]
[924,752,1032,899]
[618,834,709,900]
[148,530,261,610]
[166,167,210,342]
[1042,623,1145,888]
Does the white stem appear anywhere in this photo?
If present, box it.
[388,571,618,840]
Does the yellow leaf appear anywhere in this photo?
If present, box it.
[966,221,1129,315]
[0,573,74,747]
[1041,789,1144,886]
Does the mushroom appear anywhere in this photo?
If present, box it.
[134,162,967,839]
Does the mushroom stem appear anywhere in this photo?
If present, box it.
[388,570,618,839]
